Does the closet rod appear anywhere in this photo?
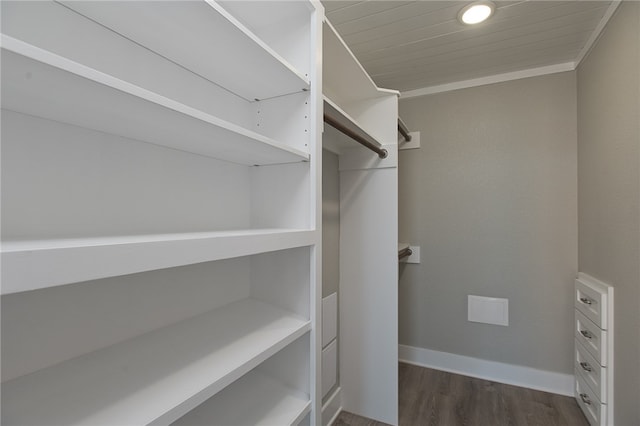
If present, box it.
[324,114,388,159]
[398,117,412,142]
[398,247,413,260]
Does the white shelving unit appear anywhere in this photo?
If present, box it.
[323,20,381,105]
[2,36,308,166]
[2,299,310,425]
[2,229,315,295]
[58,0,310,102]
[321,18,399,426]
[1,1,322,425]
[174,365,311,426]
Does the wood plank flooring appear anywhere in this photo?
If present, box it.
[334,363,589,426]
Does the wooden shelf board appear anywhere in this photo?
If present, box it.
[173,370,310,426]
[1,229,316,295]
[60,0,310,102]
[1,299,311,426]
[1,36,309,166]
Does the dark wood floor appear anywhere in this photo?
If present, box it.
[334,363,589,426]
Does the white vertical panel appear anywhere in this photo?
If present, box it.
[250,162,310,229]
[322,293,338,347]
[250,247,311,319]
[339,165,398,425]
[254,91,311,154]
[341,95,399,146]
[321,340,338,398]
[309,5,325,425]
[217,0,312,79]
[258,333,311,398]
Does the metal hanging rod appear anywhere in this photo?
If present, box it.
[398,247,413,260]
[324,113,388,159]
[398,117,412,142]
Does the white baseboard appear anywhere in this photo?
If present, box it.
[399,344,574,396]
[322,386,342,426]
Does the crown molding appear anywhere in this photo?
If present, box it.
[575,0,622,66]
[401,62,576,99]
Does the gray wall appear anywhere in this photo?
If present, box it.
[577,3,640,424]
[398,72,578,373]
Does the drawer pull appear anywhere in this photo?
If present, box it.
[580,329,593,339]
[579,361,593,372]
[580,393,592,405]
[579,297,593,305]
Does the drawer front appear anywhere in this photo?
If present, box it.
[575,277,608,329]
[575,372,606,426]
[575,339,607,402]
[575,309,607,365]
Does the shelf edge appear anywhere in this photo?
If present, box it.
[1,229,316,295]
[1,35,309,164]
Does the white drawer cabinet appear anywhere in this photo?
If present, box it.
[575,309,607,364]
[575,339,607,402]
[574,273,614,426]
[575,372,607,426]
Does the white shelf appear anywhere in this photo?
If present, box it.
[1,298,311,426]
[1,229,315,295]
[323,96,383,155]
[1,36,309,166]
[323,20,385,104]
[173,370,310,426]
[60,0,310,102]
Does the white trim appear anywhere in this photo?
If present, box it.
[575,1,622,66]
[321,387,343,426]
[399,345,574,396]
[401,62,575,99]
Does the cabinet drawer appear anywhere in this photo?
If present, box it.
[575,276,609,329]
[575,339,607,402]
[575,309,607,365]
[575,372,606,426]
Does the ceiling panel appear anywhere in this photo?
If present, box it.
[323,0,614,92]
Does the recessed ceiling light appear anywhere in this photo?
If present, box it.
[458,1,496,25]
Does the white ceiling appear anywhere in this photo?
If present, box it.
[323,1,616,94]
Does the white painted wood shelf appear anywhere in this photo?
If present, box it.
[322,13,400,424]
[173,370,310,426]
[323,20,380,104]
[2,0,321,423]
[1,36,309,166]
[323,96,383,155]
[1,229,315,295]
[60,0,310,102]
[1,299,311,426]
